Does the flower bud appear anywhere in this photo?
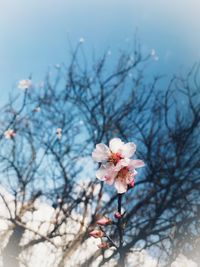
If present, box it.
[89,230,104,238]
[57,197,63,204]
[97,242,110,249]
[114,212,122,219]
[96,217,112,226]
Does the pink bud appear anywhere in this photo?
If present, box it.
[89,230,104,238]
[129,179,135,188]
[97,242,110,249]
[96,217,112,226]
[114,212,122,219]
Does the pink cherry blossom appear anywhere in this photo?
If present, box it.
[92,138,136,164]
[92,138,145,194]
[96,158,144,194]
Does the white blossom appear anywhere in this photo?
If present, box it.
[18,79,32,90]
[4,129,16,139]
[56,128,62,139]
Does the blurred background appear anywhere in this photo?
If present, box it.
[1,0,200,101]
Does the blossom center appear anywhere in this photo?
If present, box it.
[109,153,122,165]
[118,167,129,178]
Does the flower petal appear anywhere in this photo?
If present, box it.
[92,143,111,162]
[109,138,124,153]
[121,142,136,158]
[115,158,130,170]
[96,164,116,185]
[114,178,128,194]
[130,160,145,168]
[104,173,116,185]
[129,179,135,188]
[96,165,109,180]
[125,173,134,184]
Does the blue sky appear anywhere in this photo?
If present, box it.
[0,0,200,104]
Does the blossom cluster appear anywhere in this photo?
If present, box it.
[92,138,144,194]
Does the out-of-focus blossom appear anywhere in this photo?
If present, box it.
[97,242,110,249]
[150,49,159,61]
[92,138,136,164]
[57,197,63,204]
[56,128,62,139]
[79,37,85,43]
[34,107,41,112]
[55,64,61,69]
[18,79,32,90]
[89,229,104,238]
[171,254,197,267]
[151,49,156,57]
[96,217,112,226]
[4,129,16,139]
[114,212,122,219]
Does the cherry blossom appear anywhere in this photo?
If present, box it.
[96,157,144,194]
[4,129,16,139]
[92,138,144,193]
[18,79,32,90]
[92,138,136,164]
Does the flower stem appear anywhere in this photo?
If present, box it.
[118,193,122,214]
[117,193,125,266]
[99,226,118,248]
